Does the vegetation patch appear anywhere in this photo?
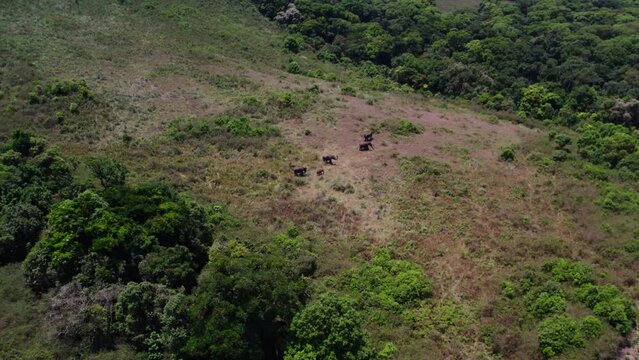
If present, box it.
[375,118,424,137]
[498,258,636,358]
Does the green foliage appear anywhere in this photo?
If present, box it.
[253,0,639,129]
[340,250,432,311]
[538,314,584,358]
[138,246,197,289]
[501,280,517,299]
[577,122,639,168]
[499,145,516,162]
[69,102,79,113]
[0,131,74,264]
[519,85,562,120]
[285,293,375,360]
[542,258,594,286]
[86,156,129,189]
[185,240,312,359]
[595,183,639,214]
[287,60,302,74]
[525,282,567,319]
[23,183,215,293]
[552,133,572,149]
[576,284,637,334]
[378,118,424,137]
[580,315,602,340]
[284,34,304,53]
[166,116,278,150]
[115,281,189,356]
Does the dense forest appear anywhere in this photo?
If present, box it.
[2,0,639,359]
[257,0,639,125]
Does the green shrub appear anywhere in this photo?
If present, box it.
[285,294,375,360]
[340,250,432,309]
[577,122,639,168]
[624,239,639,253]
[501,280,517,299]
[582,163,609,181]
[528,292,567,319]
[287,60,302,74]
[579,315,602,340]
[69,102,79,113]
[27,92,40,104]
[551,149,570,162]
[341,86,356,96]
[542,258,594,286]
[378,342,397,360]
[525,281,566,319]
[553,133,572,149]
[55,111,65,123]
[538,314,584,358]
[283,34,304,53]
[499,146,516,162]
[331,178,355,194]
[393,119,423,136]
[595,183,639,214]
[576,284,637,334]
[86,156,129,188]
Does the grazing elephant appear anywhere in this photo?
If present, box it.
[322,155,338,164]
[292,167,307,176]
[364,132,374,142]
[359,142,374,151]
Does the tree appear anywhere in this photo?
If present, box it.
[537,314,584,358]
[285,293,375,360]
[185,240,310,360]
[139,245,197,289]
[519,84,562,120]
[115,281,174,348]
[86,156,129,188]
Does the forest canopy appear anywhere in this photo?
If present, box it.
[257,0,639,126]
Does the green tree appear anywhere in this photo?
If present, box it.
[86,156,129,188]
[185,240,310,360]
[519,84,562,120]
[285,293,375,360]
[538,314,584,358]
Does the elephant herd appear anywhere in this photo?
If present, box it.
[291,131,375,177]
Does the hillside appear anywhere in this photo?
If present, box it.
[1,0,639,359]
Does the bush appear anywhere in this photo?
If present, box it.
[501,280,518,299]
[287,60,302,74]
[595,183,639,214]
[138,246,197,289]
[576,284,637,334]
[283,34,304,53]
[542,258,594,286]
[86,156,129,188]
[340,250,432,309]
[538,314,584,358]
[580,315,602,340]
[525,281,566,319]
[500,146,516,162]
[551,149,570,162]
[528,292,567,319]
[341,86,357,96]
[553,133,572,149]
[55,111,65,123]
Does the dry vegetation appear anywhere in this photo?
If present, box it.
[1,0,638,359]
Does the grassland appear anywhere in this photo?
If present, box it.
[1,0,638,359]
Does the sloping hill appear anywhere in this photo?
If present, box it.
[1,1,638,359]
